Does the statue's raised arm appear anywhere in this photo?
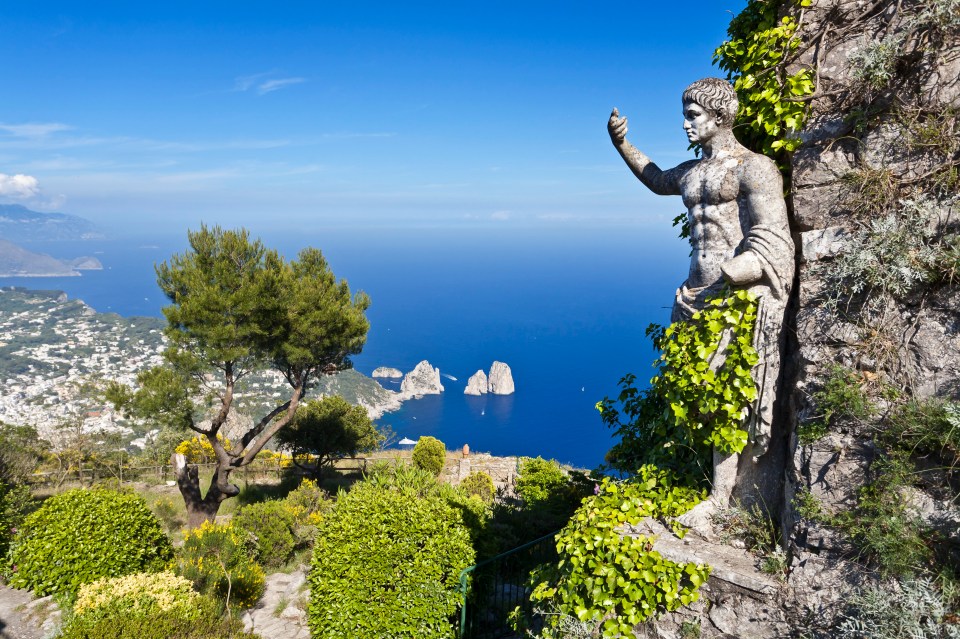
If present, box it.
[607,107,696,197]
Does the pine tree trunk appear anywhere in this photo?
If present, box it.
[171,453,239,528]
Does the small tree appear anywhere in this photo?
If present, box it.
[411,436,446,476]
[275,395,383,479]
[110,226,370,526]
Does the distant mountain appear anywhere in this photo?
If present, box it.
[0,204,104,242]
[0,239,103,277]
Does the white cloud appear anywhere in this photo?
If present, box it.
[490,210,511,221]
[0,123,73,138]
[257,77,306,95]
[0,173,40,199]
[0,173,66,210]
[234,73,307,96]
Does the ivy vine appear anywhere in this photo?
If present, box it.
[519,466,709,638]
[713,0,815,159]
[599,290,759,478]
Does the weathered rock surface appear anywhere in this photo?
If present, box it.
[487,361,515,395]
[0,585,62,639]
[464,369,488,395]
[400,360,444,396]
[371,366,403,378]
[625,519,789,639]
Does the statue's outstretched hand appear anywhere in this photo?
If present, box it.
[608,108,628,145]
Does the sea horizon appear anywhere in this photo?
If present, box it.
[2,225,689,469]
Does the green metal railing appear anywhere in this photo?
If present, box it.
[458,531,559,639]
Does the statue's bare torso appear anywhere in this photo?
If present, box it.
[679,155,747,289]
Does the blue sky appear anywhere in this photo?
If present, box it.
[0,1,746,234]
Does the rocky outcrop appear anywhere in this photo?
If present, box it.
[371,366,403,378]
[69,256,104,270]
[464,370,488,396]
[400,360,444,396]
[487,361,515,395]
[618,1,960,636]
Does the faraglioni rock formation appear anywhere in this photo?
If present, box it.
[463,370,488,396]
[400,360,444,396]
[486,361,515,395]
[371,366,403,378]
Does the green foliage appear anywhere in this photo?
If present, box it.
[233,500,298,568]
[849,35,905,90]
[174,520,265,609]
[523,466,709,638]
[0,483,32,559]
[460,470,495,504]
[412,436,446,476]
[842,458,934,577]
[7,488,174,596]
[149,496,185,534]
[275,395,384,477]
[713,0,815,158]
[515,457,570,505]
[599,291,758,477]
[805,456,934,578]
[0,422,45,484]
[804,365,875,439]
[713,502,781,558]
[308,478,475,639]
[113,225,371,519]
[885,399,960,467]
[680,620,702,639]
[823,196,960,312]
[61,572,256,639]
[836,577,960,639]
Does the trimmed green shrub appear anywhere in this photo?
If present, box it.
[73,570,201,618]
[460,470,495,504]
[514,457,568,505]
[411,436,446,476]
[61,572,257,639]
[174,521,265,609]
[308,480,475,638]
[234,499,298,568]
[7,488,173,596]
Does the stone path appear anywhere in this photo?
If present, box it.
[0,586,61,639]
[241,568,310,639]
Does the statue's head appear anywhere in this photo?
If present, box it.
[682,78,738,128]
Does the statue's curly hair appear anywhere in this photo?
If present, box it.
[682,78,738,127]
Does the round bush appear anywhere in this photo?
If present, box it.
[411,436,446,476]
[234,500,297,567]
[309,480,475,638]
[7,488,174,596]
[459,470,495,504]
[62,572,256,639]
[175,521,265,609]
[74,571,201,619]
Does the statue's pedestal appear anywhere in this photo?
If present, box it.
[619,518,789,639]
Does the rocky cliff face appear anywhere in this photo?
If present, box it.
[779,0,960,631]
[632,1,960,636]
[487,361,515,395]
[400,360,444,396]
[464,369,488,395]
[371,366,403,379]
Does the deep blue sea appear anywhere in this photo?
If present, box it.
[6,227,688,469]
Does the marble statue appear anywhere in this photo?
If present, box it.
[608,78,795,529]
